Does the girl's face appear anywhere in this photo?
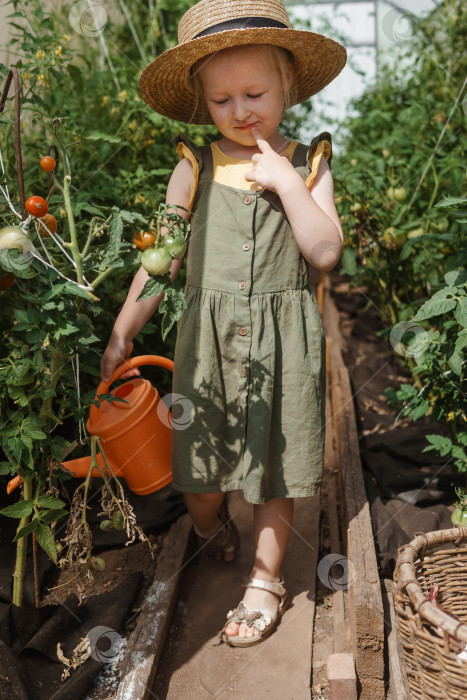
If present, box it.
[198,46,290,152]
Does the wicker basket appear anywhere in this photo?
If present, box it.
[394,527,467,699]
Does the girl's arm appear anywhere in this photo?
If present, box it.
[246,127,344,271]
[100,156,194,381]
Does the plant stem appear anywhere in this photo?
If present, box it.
[63,175,83,285]
[39,350,64,424]
[32,531,40,607]
[90,265,114,290]
[12,469,33,607]
[407,357,424,390]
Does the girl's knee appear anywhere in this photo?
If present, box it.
[184,491,223,504]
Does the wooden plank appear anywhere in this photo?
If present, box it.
[323,365,348,655]
[382,579,411,700]
[116,513,193,700]
[156,492,321,699]
[322,287,385,700]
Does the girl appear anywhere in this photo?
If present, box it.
[101,0,346,647]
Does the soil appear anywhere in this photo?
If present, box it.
[41,533,165,606]
[37,531,167,700]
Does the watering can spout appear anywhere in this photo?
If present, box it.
[60,453,116,479]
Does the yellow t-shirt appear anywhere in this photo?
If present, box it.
[176,137,331,211]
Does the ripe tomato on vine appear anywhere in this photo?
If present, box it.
[37,214,57,238]
[133,230,156,251]
[25,196,48,217]
[40,156,56,173]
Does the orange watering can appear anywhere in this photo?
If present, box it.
[63,355,174,494]
[6,356,174,497]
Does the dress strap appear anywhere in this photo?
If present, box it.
[304,132,333,190]
[173,134,214,210]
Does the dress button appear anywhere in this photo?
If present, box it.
[239,327,247,336]
[239,281,247,290]
[241,368,247,377]
[242,243,250,251]
[244,196,252,205]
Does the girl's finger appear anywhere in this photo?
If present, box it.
[251,126,269,150]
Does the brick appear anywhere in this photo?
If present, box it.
[327,653,357,700]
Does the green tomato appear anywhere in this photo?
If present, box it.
[163,234,187,260]
[433,217,449,233]
[111,511,125,530]
[407,227,425,239]
[349,202,362,213]
[0,225,33,253]
[90,557,106,571]
[99,519,112,531]
[141,246,172,275]
[386,187,395,200]
[451,507,467,527]
[394,187,408,202]
[382,149,391,158]
[383,227,406,248]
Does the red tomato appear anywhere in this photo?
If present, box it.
[0,273,15,290]
[133,230,156,250]
[37,214,57,238]
[40,156,56,173]
[26,196,48,217]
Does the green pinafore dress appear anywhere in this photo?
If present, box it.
[171,132,331,504]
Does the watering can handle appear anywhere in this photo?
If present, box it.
[90,355,174,422]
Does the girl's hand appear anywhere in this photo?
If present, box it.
[245,127,301,194]
[100,337,140,383]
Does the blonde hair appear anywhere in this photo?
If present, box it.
[185,44,296,120]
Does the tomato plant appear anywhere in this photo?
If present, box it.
[25,195,48,217]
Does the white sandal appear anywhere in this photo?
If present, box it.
[221,576,289,647]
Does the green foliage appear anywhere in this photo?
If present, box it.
[334,0,467,323]
[335,1,467,477]
[382,199,467,472]
[0,0,209,370]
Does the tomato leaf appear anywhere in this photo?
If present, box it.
[13,518,39,542]
[109,211,124,256]
[118,209,147,225]
[35,524,57,563]
[39,508,68,524]
[22,416,47,440]
[340,247,358,276]
[86,131,122,143]
[66,64,83,91]
[37,495,66,509]
[414,295,458,321]
[454,297,467,328]
[0,500,35,518]
[0,461,16,476]
[137,276,167,302]
[159,285,187,339]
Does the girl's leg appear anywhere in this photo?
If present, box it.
[224,497,294,639]
[183,492,236,562]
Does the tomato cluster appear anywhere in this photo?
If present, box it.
[134,228,187,276]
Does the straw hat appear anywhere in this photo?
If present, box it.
[139,0,347,124]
